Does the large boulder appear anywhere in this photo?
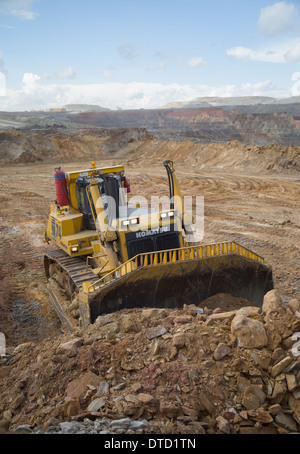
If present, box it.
[262,290,283,316]
[231,314,268,349]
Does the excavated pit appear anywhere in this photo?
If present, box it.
[0,128,299,434]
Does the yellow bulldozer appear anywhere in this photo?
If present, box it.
[44,160,274,332]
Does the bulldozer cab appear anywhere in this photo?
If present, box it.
[75,171,125,230]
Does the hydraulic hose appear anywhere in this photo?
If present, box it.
[163,160,175,209]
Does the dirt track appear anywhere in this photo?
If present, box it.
[0,150,299,347]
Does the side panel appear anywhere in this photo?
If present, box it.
[50,212,83,241]
[49,212,98,256]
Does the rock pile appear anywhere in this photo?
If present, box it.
[0,290,299,434]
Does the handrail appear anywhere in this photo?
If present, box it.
[86,241,264,293]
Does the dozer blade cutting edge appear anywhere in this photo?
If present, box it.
[76,242,274,326]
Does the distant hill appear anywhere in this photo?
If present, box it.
[1,95,300,146]
[161,100,212,109]
[161,96,277,109]
[61,104,110,113]
[271,95,300,104]
[160,95,300,109]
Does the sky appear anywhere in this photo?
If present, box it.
[1,0,300,111]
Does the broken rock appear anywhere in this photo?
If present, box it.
[288,394,300,425]
[250,352,271,370]
[275,412,298,432]
[249,408,273,424]
[216,416,232,434]
[268,404,282,416]
[213,343,231,361]
[58,398,81,418]
[87,398,105,412]
[97,380,109,397]
[241,384,266,411]
[231,314,268,349]
[56,337,83,354]
[159,402,180,419]
[236,307,263,322]
[172,333,187,348]
[286,374,297,392]
[66,371,100,404]
[173,315,192,325]
[271,381,287,404]
[146,326,167,340]
[137,393,154,404]
[271,356,293,378]
[206,310,237,326]
[196,391,215,415]
[242,391,260,411]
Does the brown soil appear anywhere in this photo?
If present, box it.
[0,129,299,433]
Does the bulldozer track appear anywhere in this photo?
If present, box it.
[44,250,100,291]
[44,250,101,329]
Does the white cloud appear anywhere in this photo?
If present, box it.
[118,44,138,60]
[146,61,166,72]
[291,71,300,95]
[22,72,40,92]
[42,66,76,80]
[0,0,37,20]
[227,47,254,60]
[103,70,115,80]
[292,71,300,81]
[186,57,205,68]
[0,71,5,96]
[227,38,300,63]
[258,2,297,36]
[10,8,35,20]
[0,73,292,111]
[58,67,76,79]
[0,74,236,110]
[284,42,300,62]
[0,51,7,74]
[240,80,283,96]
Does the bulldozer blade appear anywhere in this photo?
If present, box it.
[86,254,274,323]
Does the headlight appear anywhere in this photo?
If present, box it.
[71,245,79,253]
[121,218,139,228]
[160,210,175,220]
